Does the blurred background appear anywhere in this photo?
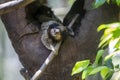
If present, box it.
[0,0,73,80]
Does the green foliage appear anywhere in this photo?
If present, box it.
[71,1,120,80]
[116,0,120,5]
[71,49,114,80]
[98,23,120,50]
[72,22,120,80]
[94,50,104,66]
[93,0,120,8]
[71,60,90,76]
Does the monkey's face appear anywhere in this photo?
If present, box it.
[50,28,62,41]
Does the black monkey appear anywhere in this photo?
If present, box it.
[40,20,67,48]
[25,2,65,42]
[47,23,67,42]
[35,6,67,43]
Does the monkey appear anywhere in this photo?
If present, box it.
[25,2,67,51]
[47,22,67,42]
[40,21,67,51]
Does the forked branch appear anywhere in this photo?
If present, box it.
[0,0,35,15]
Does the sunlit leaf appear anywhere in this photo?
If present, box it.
[100,67,111,80]
[112,54,120,69]
[115,40,120,49]
[109,38,120,50]
[104,51,120,62]
[112,29,120,38]
[97,24,108,32]
[106,23,120,28]
[89,66,107,75]
[104,54,114,62]
[94,50,104,65]
[98,34,112,48]
[98,23,120,32]
[71,60,90,76]
[116,0,120,6]
[105,71,113,80]
[82,66,94,79]
[104,28,116,36]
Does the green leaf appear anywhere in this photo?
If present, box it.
[112,29,120,38]
[82,66,94,79]
[98,34,112,48]
[106,23,120,28]
[97,24,108,32]
[109,38,120,50]
[104,51,120,62]
[71,60,90,76]
[89,66,107,75]
[94,50,104,65]
[116,0,120,6]
[115,40,120,49]
[112,54,120,69]
[93,0,106,8]
[104,53,114,62]
[100,67,111,80]
[98,23,120,32]
[105,71,113,80]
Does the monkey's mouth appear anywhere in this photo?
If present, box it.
[54,34,62,41]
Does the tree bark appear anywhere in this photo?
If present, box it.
[0,0,35,15]
[1,0,119,80]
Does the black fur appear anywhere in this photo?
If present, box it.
[63,0,86,36]
[47,23,62,42]
[25,2,61,26]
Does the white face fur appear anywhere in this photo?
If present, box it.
[50,28,60,37]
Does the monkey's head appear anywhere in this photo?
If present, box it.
[48,23,66,42]
[48,23,62,42]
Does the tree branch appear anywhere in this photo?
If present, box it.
[31,41,62,80]
[67,14,79,36]
[0,0,35,15]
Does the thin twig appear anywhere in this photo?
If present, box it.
[68,14,79,29]
[0,0,35,15]
[67,14,79,36]
[31,41,62,80]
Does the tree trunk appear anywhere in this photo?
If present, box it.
[1,0,119,80]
